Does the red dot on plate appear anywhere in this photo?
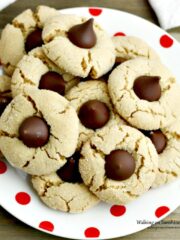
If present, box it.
[0,161,7,174]
[15,192,31,205]
[89,8,102,16]
[160,35,173,48]
[110,205,126,217]
[84,227,100,238]
[155,206,170,218]
[114,32,126,37]
[39,221,54,232]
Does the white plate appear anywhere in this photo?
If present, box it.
[0,7,180,239]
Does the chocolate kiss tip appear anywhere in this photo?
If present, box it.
[81,18,94,31]
[87,18,94,24]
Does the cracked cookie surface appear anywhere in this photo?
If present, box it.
[31,172,99,213]
[108,58,178,130]
[0,88,79,175]
[0,5,59,76]
[152,118,180,187]
[0,74,12,118]
[42,14,115,78]
[11,47,79,97]
[113,36,160,63]
[79,125,158,204]
[66,80,125,148]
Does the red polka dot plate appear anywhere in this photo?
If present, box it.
[1,7,180,239]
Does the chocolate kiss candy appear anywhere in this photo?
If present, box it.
[142,130,167,154]
[57,152,82,183]
[68,18,97,48]
[0,96,12,116]
[78,100,110,130]
[25,28,43,52]
[19,116,49,148]
[149,130,167,154]
[39,71,65,96]
[105,150,135,181]
[133,75,161,101]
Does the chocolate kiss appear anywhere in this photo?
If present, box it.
[78,100,110,130]
[133,76,161,102]
[105,150,135,181]
[143,130,167,154]
[68,18,97,49]
[19,116,49,148]
[56,152,82,183]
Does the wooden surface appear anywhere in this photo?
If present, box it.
[0,0,180,239]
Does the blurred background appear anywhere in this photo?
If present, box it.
[0,0,180,240]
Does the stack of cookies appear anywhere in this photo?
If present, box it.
[0,5,180,213]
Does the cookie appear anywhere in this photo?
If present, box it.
[108,58,179,130]
[0,74,12,116]
[32,152,99,213]
[0,88,79,175]
[42,14,115,78]
[79,124,158,204]
[113,36,160,64]
[0,74,11,94]
[11,47,79,97]
[66,80,125,148]
[0,5,59,76]
[143,119,180,188]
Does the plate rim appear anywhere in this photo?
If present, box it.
[1,6,180,239]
